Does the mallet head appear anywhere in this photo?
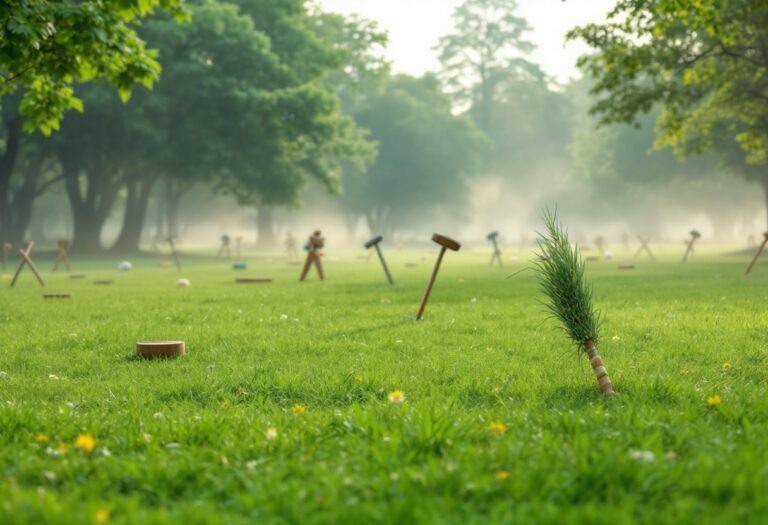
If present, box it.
[487,231,499,241]
[365,235,384,249]
[690,230,702,239]
[432,234,461,252]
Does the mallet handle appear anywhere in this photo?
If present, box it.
[168,238,182,272]
[682,237,696,263]
[375,244,394,285]
[745,236,768,275]
[417,246,446,320]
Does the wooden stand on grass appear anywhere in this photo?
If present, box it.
[52,240,72,272]
[745,232,768,275]
[487,231,502,267]
[2,242,11,273]
[10,241,45,287]
[299,231,325,282]
[682,230,701,264]
[217,235,232,259]
[365,235,394,285]
[634,235,656,261]
[416,234,461,320]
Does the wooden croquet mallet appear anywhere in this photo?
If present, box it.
[167,236,182,272]
[10,241,45,287]
[745,232,768,275]
[2,242,11,272]
[365,235,394,285]
[487,231,502,267]
[416,234,461,320]
[634,235,656,261]
[52,240,72,272]
[682,229,701,264]
[299,230,325,282]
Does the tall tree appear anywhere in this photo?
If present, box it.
[0,0,187,134]
[340,75,486,237]
[569,0,768,225]
[435,0,541,133]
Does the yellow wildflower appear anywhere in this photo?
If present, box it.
[35,434,49,444]
[721,362,732,370]
[75,434,96,453]
[95,509,110,523]
[495,470,510,480]
[292,404,306,415]
[679,369,689,376]
[387,391,405,404]
[488,422,506,434]
[220,400,231,409]
[707,395,721,408]
[238,387,248,395]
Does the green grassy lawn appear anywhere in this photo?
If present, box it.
[1,245,766,524]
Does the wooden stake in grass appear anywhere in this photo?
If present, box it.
[535,210,615,396]
[10,241,45,288]
[167,236,182,272]
[681,229,701,263]
[634,235,656,261]
[365,235,394,285]
[745,232,768,275]
[52,240,72,272]
[416,234,461,320]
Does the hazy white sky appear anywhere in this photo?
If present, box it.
[317,0,615,82]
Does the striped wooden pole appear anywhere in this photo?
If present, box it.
[585,339,614,396]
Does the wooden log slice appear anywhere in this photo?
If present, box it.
[43,293,72,299]
[236,277,273,284]
[136,340,185,359]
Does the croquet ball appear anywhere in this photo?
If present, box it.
[118,261,132,272]
[604,251,614,260]
[176,278,191,288]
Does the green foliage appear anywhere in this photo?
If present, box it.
[535,209,601,346]
[0,0,187,134]
[340,75,486,235]
[0,252,767,523]
[568,0,768,169]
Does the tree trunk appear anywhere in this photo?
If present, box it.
[6,157,44,245]
[111,174,157,254]
[62,159,122,255]
[256,205,277,249]
[0,109,22,243]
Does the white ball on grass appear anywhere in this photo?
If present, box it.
[176,278,191,288]
[118,261,132,272]
[603,251,614,260]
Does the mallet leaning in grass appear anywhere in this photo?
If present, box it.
[487,231,503,267]
[416,234,461,320]
[535,210,615,396]
[365,235,394,285]
[167,236,182,272]
[299,230,325,282]
[745,232,768,275]
[681,229,701,263]
[217,234,232,259]
[10,241,45,288]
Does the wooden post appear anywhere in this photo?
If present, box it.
[217,235,231,259]
[168,237,182,272]
[745,232,768,275]
[416,234,461,320]
[52,240,72,272]
[10,241,45,288]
